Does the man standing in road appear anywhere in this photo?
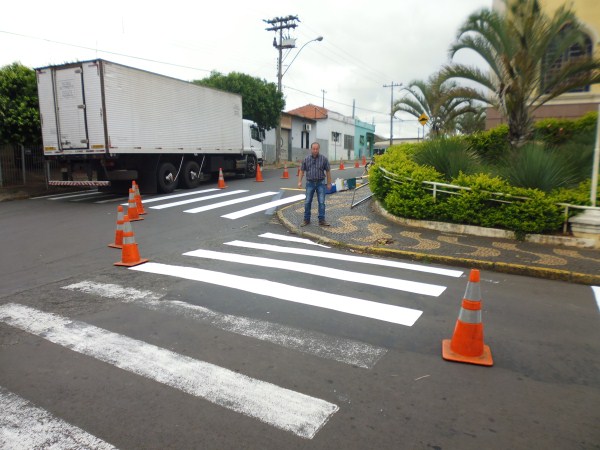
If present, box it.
[298,142,332,227]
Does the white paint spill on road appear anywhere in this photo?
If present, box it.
[62,281,386,369]
[258,232,330,248]
[0,303,338,439]
[120,188,220,206]
[184,249,445,297]
[150,190,248,209]
[224,240,463,278]
[130,263,423,326]
[221,194,305,219]
[183,192,278,214]
[592,286,600,312]
[0,387,117,450]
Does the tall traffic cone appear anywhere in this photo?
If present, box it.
[217,168,227,189]
[126,188,144,221]
[108,205,125,249]
[354,159,360,168]
[255,163,264,182]
[114,215,149,267]
[132,181,147,215]
[362,155,367,166]
[339,159,345,170]
[281,162,289,179]
[442,269,493,366]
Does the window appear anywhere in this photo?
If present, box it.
[542,26,593,94]
[359,135,365,145]
[301,131,310,149]
[343,134,354,150]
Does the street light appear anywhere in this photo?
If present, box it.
[282,36,323,77]
[274,36,323,164]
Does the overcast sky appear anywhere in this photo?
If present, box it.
[1,0,491,139]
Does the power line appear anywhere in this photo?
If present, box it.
[0,30,213,74]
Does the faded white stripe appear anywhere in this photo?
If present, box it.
[0,303,338,439]
[150,190,248,209]
[130,263,423,326]
[48,191,104,200]
[222,194,305,219]
[225,240,463,278]
[184,249,445,297]
[592,286,600,312]
[63,281,386,369]
[259,232,330,248]
[183,192,278,213]
[0,387,117,450]
[120,188,219,205]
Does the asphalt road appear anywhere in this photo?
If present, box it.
[0,167,599,449]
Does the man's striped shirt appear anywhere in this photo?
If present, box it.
[301,154,330,181]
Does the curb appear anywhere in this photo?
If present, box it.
[276,203,600,285]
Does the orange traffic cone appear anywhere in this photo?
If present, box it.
[339,159,345,170]
[132,181,147,215]
[114,215,149,267]
[362,155,367,166]
[442,269,493,366]
[255,163,264,182]
[108,205,125,249]
[354,159,359,168]
[281,162,289,179]
[127,188,144,221]
[217,168,227,189]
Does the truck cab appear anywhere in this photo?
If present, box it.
[243,119,265,166]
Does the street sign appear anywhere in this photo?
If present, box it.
[418,113,429,126]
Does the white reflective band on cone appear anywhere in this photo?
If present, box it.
[458,308,482,324]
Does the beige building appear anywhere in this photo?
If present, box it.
[487,0,600,128]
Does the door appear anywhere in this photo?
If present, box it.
[55,66,88,150]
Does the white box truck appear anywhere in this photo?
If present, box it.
[36,59,264,193]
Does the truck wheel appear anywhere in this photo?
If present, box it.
[180,160,201,189]
[245,155,257,178]
[157,162,178,193]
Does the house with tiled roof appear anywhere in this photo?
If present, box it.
[263,104,375,164]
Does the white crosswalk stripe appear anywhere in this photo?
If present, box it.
[184,248,446,296]
[183,191,278,213]
[224,240,463,278]
[0,387,118,449]
[62,280,387,369]
[149,189,248,209]
[0,303,338,439]
[221,194,305,219]
[130,262,423,326]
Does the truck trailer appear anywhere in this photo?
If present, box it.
[36,59,263,193]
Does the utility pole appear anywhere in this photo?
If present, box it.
[264,15,300,165]
[383,82,402,147]
[321,89,327,108]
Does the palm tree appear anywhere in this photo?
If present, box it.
[455,105,486,135]
[393,71,475,138]
[442,0,600,147]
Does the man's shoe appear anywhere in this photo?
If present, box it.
[301,220,310,227]
[319,220,331,227]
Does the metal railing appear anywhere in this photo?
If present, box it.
[0,143,62,189]
[377,166,599,233]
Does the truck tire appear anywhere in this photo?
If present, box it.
[157,162,178,193]
[180,160,201,189]
[245,155,257,178]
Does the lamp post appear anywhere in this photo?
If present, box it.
[274,36,323,165]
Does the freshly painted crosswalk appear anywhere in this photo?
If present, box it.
[131,262,423,326]
[0,387,117,450]
[0,303,338,439]
[184,248,446,296]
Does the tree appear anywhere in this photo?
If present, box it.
[442,0,600,147]
[0,62,40,145]
[193,72,284,131]
[455,105,486,135]
[393,71,476,138]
